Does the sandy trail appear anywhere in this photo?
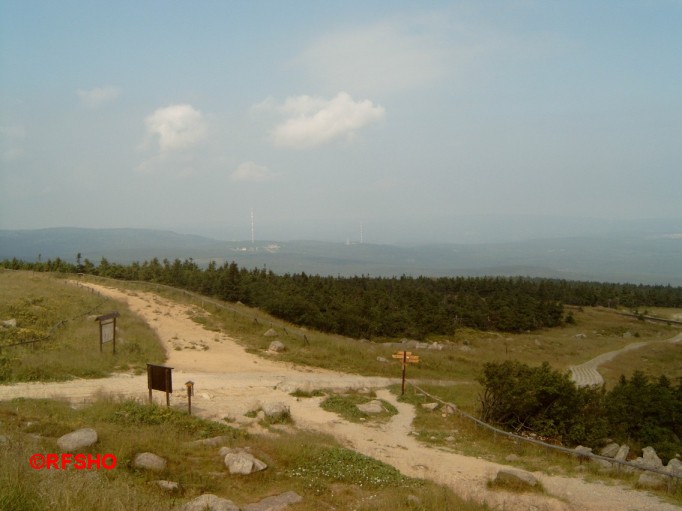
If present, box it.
[1,282,679,511]
[570,332,682,387]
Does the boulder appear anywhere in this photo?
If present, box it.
[614,444,630,462]
[442,404,457,416]
[495,468,538,488]
[421,402,439,412]
[633,446,663,469]
[573,446,593,458]
[268,340,285,352]
[223,449,267,475]
[243,491,303,511]
[182,494,240,511]
[133,452,167,472]
[2,319,17,328]
[263,328,278,337]
[262,402,290,421]
[57,428,98,451]
[666,458,682,476]
[357,400,384,414]
[376,357,389,363]
[599,442,620,458]
[638,472,667,490]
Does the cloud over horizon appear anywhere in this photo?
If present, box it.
[144,104,207,153]
[261,92,385,149]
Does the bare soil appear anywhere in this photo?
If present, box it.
[1,282,680,511]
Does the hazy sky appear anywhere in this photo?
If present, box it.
[1,1,681,243]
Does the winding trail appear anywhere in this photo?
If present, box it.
[1,282,680,511]
[570,333,682,387]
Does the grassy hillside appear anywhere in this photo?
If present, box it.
[0,270,165,382]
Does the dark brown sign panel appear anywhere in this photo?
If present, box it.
[147,364,173,406]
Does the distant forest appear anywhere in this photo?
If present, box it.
[3,257,682,339]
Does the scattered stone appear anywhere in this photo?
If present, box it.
[2,319,17,328]
[262,402,290,421]
[594,459,613,471]
[187,436,230,447]
[442,404,457,416]
[494,468,538,488]
[534,339,542,346]
[505,454,521,462]
[632,446,663,469]
[182,494,240,511]
[421,402,439,412]
[445,436,455,442]
[0,435,8,444]
[574,333,587,339]
[638,472,667,489]
[57,428,98,451]
[268,340,285,353]
[151,480,180,492]
[243,491,303,511]
[600,442,620,458]
[223,448,267,475]
[428,342,444,351]
[666,458,682,476]
[133,452,167,472]
[573,445,592,457]
[357,400,384,414]
[458,345,473,353]
[614,444,630,462]
[263,328,278,337]
[376,356,389,363]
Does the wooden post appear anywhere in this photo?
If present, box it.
[401,350,407,395]
[185,381,194,415]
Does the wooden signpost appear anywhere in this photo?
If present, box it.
[392,351,420,395]
[95,312,119,354]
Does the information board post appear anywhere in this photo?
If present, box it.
[147,364,173,407]
[95,312,119,354]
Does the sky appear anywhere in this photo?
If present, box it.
[1,1,681,244]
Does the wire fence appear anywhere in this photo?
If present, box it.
[408,382,682,485]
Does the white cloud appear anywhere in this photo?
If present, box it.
[261,92,385,149]
[231,161,274,182]
[77,86,120,108]
[144,104,207,153]
[296,19,447,96]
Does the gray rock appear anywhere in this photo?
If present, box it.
[428,342,443,351]
[263,328,278,337]
[573,446,592,457]
[667,458,682,476]
[223,449,267,475]
[638,472,667,489]
[0,435,8,444]
[642,446,663,468]
[495,468,538,488]
[262,402,290,421]
[151,480,180,492]
[2,319,17,328]
[442,404,457,415]
[421,402,439,411]
[133,452,167,472]
[268,340,285,352]
[357,400,384,414]
[594,459,613,471]
[376,356,389,363]
[614,444,630,462]
[599,442,620,458]
[57,428,98,451]
[187,435,231,447]
[182,494,240,511]
[243,491,303,511]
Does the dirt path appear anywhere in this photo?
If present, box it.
[2,282,680,511]
[570,333,682,387]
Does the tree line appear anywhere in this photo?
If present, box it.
[479,361,682,462]
[2,256,682,339]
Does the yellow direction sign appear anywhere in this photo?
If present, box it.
[392,351,419,363]
[392,351,412,359]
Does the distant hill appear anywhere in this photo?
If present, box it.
[1,227,680,285]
